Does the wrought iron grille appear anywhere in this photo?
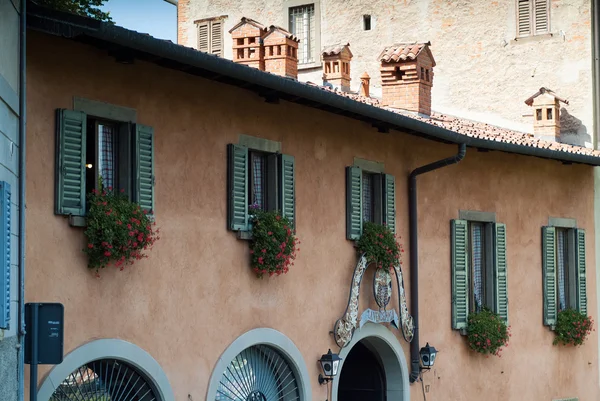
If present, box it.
[49,359,159,401]
[216,345,300,401]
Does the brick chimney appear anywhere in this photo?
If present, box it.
[524,87,569,142]
[229,17,268,70]
[322,44,353,92]
[379,42,436,115]
[359,72,371,97]
[263,26,299,79]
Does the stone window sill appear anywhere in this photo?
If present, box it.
[510,33,554,45]
[298,62,322,71]
[69,215,87,228]
[237,231,253,240]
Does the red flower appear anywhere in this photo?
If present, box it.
[104,251,111,257]
[127,224,132,229]
[87,243,94,249]
[276,215,281,220]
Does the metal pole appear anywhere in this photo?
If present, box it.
[30,304,38,401]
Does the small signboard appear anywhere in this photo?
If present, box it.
[25,303,64,365]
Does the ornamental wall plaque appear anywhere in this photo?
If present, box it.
[333,254,414,348]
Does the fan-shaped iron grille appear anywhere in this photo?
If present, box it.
[49,359,160,401]
[216,345,300,401]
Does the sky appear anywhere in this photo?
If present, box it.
[100,0,178,42]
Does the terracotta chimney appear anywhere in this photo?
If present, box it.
[263,26,299,79]
[379,42,436,115]
[359,72,371,97]
[524,87,569,142]
[322,44,353,92]
[229,17,268,70]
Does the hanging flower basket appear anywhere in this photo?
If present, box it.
[553,309,594,346]
[356,222,403,272]
[466,309,510,357]
[249,208,299,278]
[83,187,160,274]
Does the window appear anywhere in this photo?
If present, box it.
[227,143,296,232]
[346,164,395,240]
[55,109,155,218]
[451,217,508,332]
[542,225,587,328]
[517,0,550,37]
[289,4,315,64]
[547,108,553,120]
[197,18,224,57]
[363,15,372,31]
[536,109,543,120]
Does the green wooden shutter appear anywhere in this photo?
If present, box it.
[451,219,469,330]
[228,144,248,231]
[383,174,396,234]
[279,154,296,228]
[575,229,587,314]
[134,124,155,213]
[55,109,87,216]
[346,166,362,240]
[493,223,508,324]
[542,226,557,327]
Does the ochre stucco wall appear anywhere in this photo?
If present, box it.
[181,0,593,146]
[25,32,599,401]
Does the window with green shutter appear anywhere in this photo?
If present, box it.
[227,143,296,232]
[345,163,396,240]
[55,108,155,218]
[451,215,508,331]
[542,223,587,328]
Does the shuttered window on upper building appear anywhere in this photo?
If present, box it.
[197,18,224,57]
[517,0,550,37]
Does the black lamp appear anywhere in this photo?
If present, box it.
[419,343,438,369]
[318,349,342,384]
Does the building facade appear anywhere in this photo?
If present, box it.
[0,1,23,401]
[178,0,594,147]
[25,5,600,401]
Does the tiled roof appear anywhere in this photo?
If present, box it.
[378,42,435,65]
[228,17,267,33]
[322,43,352,57]
[265,25,298,41]
[308,84,600,157]
[524,87,569,106]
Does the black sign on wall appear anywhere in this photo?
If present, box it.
[25,303,64,365]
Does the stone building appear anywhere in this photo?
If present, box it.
[178,0,595,147]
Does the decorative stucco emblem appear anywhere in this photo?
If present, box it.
[333,254,414,348]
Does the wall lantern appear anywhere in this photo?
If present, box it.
[318,349,342,385]
[419,343,438,369]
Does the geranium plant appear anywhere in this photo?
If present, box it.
[466,309,510,357]
[553,309,594,346]
[249,208,299,278]
[356,222,403,272]
[83,185,159,273]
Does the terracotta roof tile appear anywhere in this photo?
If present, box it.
[228,17,268,33]
[308,83,600,157]
[378,42,432,63]
[322,43,352,57]
[524,87,569,106]
[265,25,299,41]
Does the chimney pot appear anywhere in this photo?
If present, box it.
[229,17,268,71]
[322,44,353,92]
[263,25,299,79]
[378,42,436,115]
[359,72,371,97]
[524,87,568,142]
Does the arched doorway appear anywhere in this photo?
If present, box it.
[331,323,410,401]
[338,341,385,401]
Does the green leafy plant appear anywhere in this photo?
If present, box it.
[466,309,510,357]
[249,208,299,278]
[553,309,594,346]
[84,186,159,273]
[36,0,112,21]
[356,222,403,272]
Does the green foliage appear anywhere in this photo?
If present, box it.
[36,0,112,22]
[356,222,403,272]
[466,309,510,357]
[249,208,299,278]
[553,309,594,346]
[84,186,159,273]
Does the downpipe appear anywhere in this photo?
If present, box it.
[17,0,27,400]
[408,143,466,383]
